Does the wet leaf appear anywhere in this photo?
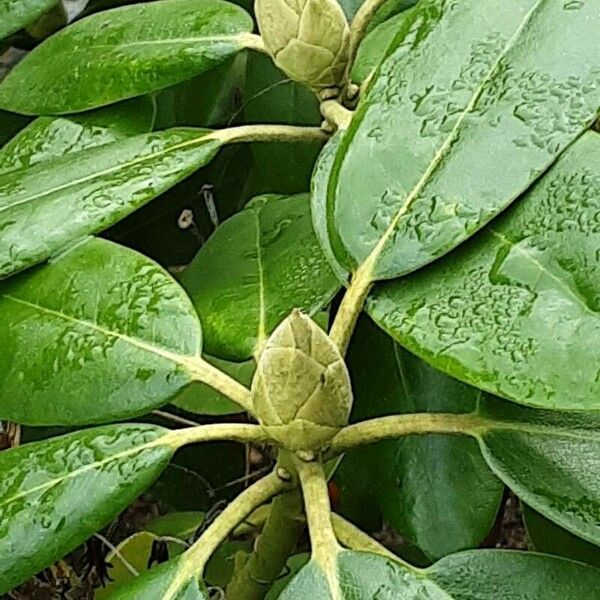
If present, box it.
[0,0,57,39]
[328,0,600,280]
[173,355,254,416]
[0,127,222,278]
[180,194,340,360]
[0,96,155,176]
[0,237,203,425]
[523,504,600,568]
[0,424,174,595]
[368,131,600,410]
[340,318,502,560]
[0,0,254,115]
[475,396,600,547]
[279,549,600,598]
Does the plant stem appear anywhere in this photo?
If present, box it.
[331,514,402,563]
[166,471,290,598]
[187,356,254,413]
[166,423,272,449]
[328,261,374,355]
[346,0,389,80]
[216,124,329,146]
[295,457,342,597]
[330,413,487,452]
[227,451,305,600]
[321,100,354,131]
[239,33,267,54]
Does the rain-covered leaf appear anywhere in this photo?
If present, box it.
[0,424,175,595]
[0,0,58,39]
[0,237,203,424]
[173,355,254,415]
[0,127,222,278]
[279,549,600,598]
[180,194,340,360]
[0,96,155,175]
[328,0,600,280]
[523,504,600,568]
[0,0,254,114]
[339,317,502,560]
[474,396,600,547]
[368,131,600,410]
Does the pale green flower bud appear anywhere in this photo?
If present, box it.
[255,0,350,92]
[252,310,353,451]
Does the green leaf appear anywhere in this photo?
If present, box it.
[0,424,174,595]
[108,555,206,600]
[279,549,600,598]
[0,0,57,40]
[180,194,340,360]
[328,0,600,280]
[368,131,600,410]
[0,0,254,115]
[351,11,412,85]
[173,355,254,415]
[340,318,502,560]
[475,396,600,547]
[0,96,155,176]
[523,504,600,568]
[0,237,203,425]
[0,127,222,278]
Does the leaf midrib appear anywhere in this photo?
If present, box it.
[0,132,214,217]
[357,0,544,277]
[2,294,200,371]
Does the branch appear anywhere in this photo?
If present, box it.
[329,413,486,452]
[187,356,254,413]
[166,423,272,449]
[320,100,354,131]
[215,124,329,145]
[331,514,399,562]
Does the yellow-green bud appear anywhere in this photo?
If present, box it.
[255,0,350,92]
[252,310,353,451]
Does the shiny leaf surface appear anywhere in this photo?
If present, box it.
[0,96,155,176]
[475,396,600,547]
[0,424,174,595]
[340,318,502,560]
[368,131,600,410]
[180,194,340,360]
[0,127,221,278]
[0,0,57,39]
[279,549,600,598]
[0,0,254,114]
[0,238,203,424]
[329,0,600,280]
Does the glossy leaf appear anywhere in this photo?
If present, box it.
[340,318,502,560]
[173,355,254,415]
[0,0,57,40]
[279,549,600,598]
[0,237,203,425]
[180,194,340,360]
[0,424,174,595]
[523,504,600,568]
[368,131,600,410]
[0,96,155,176]
[108,555,206,600]
[475,396,600,547]
[328,0,600,280]
[0,127,222,278]
[0,0,254,115]
[351,12,411,85]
